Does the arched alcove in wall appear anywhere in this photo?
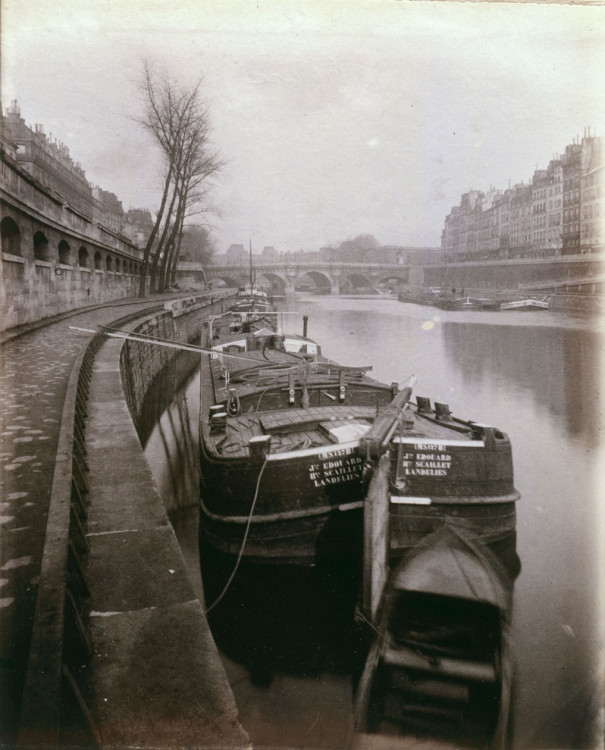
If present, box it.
[33,231,50,261]
[58,240,71,264]
[1,216,22,256]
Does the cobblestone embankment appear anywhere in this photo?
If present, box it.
[0,294,247,747]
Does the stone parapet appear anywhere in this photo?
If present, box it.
[85,304,248,748]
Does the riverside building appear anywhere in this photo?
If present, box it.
[442,131,603,262]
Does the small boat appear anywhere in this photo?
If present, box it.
[430,295,469,311]
[233,285,273,313]
[398,289,497,311]
[398,288,451,307]
[431,296,504,311]
[473,297,505,311]
[354,525,513,746]
[499,298,549,311]
[461,297,503,311]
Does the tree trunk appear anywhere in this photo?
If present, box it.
[138,163,173,297]
[167,211,186,290]
[149,176,179,293]
[159,186,186,292]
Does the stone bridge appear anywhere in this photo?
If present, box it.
[176,260,417,294]
[177,253,605,298]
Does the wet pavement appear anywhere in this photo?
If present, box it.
[0,297,177,744]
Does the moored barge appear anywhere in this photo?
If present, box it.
[198,313,405,568]
[198,308,520,573]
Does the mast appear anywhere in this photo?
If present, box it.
[249,239,254,291]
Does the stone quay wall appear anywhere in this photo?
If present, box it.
[422,254,604,303]
[1,151,146,332]
[119,292,236,508]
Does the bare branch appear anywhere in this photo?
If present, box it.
[133,61,222,295]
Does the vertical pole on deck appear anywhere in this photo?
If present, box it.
[362,453,391,623]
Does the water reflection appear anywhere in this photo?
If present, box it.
[200,543,362,684]
[137,351,199,444]
[141,352,200,513]
[440,323,601,447]
[142,298,603,749]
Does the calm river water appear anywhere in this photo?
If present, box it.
[145,294,604,750]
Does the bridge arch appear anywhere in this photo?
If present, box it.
[294,270,332,291]
[339,271,374,292]
[256,271,287,293]
[33,231,49,261]
[376,271,409,289]
[1,216,21,256]
[58,240,71,265]
[211,274,242,288]
[78,246,89,268]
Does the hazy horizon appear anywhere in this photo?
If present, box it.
[2,0,604,253]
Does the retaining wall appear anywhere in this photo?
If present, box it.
[83,296,247,748]
[1,152,150,332]
[119,292,235,507]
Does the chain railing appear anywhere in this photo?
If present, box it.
[17,307,163,747]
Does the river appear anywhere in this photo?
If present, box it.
[145,294,604,749]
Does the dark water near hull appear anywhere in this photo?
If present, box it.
[145,295,604,749]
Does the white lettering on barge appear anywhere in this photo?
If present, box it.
[400,445,453,478]
[308,447,363,488]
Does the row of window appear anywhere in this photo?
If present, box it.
[1,216,140,273]
[583,222,600,239]
[582,203,601,219]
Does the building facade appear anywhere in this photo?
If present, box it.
[1,102,152,250]
[580,136,602,255]
[442,132,602,261]
[2,101,95,221]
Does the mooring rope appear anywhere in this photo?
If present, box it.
[203,455,269,615]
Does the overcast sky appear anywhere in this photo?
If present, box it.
[2,0,604,252]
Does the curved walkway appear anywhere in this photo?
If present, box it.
[0,297,181,743]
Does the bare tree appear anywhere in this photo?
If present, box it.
[135,61,222,296]
[158,111,222,292]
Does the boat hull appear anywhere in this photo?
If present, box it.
[354,527,513,745]
[199,420,520,568]
[387,430,520,558]
[389,500,517,555]
[199,440,366,566]
[500,299,549,311]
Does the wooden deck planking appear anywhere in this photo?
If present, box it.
[408,415,472,441]
[260,405,377,433]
